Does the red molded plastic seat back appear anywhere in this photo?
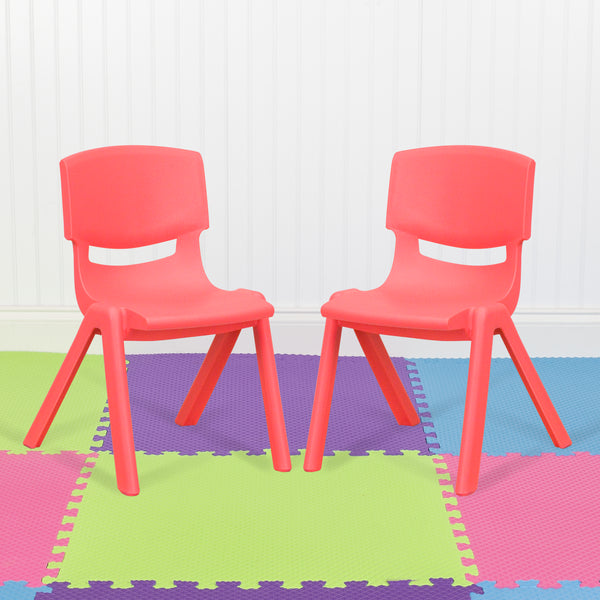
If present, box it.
[386,145,535,249]
[60,145,209,249]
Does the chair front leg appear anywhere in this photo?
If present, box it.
[354,330,420,426]
[304,318,342,472]
[253,318,291,472]
[24,314,96,449]
[101,307,139,496]
[456,309,494,496]
[175,330,241,426]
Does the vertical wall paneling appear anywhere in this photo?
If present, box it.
[0,0,16,304]
[27,0,41,305]
[1,0,599,314]
[368,0,397,289]
[271,0,279,305]
[273,1,298,307]
[249,0,275,301]
[317,0,327,301]
[128,1,153,145]
[178,1,203,152]
[394,2,422,148]
[294,0,302,305]
[321,0,348,303]
[54,0,79,305]
[178,0,209,270]
[104,2,128,144]
[554,0,570,307]
[297,0,324,306]
[33,0,61,305]
[80,2,105,150]
[534,0,565,307]
[344,0,372,294]
[226,0,250,291]
[558,1,589,307]
[340,0,350,290]
[582,0,600,307]
[420,0,445,148]
[201,0,229,290]
[7,0,37,305]
[515,0,542,306]
[153,1,178,148]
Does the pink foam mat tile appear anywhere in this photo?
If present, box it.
[437,453,600,588]
[0,451,96,587]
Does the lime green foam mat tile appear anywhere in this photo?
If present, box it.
[0,352,107,453]
[50,451,474,588]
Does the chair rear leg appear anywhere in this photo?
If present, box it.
[253,318,291,472]
[354,330,420,426]
[456,311,494,496]
[24,317,96,449]
[175,330,241,426]
[101,309,139,496]
[499,317,571,449]
[304,318,342,472]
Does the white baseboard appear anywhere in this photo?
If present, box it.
[1,307,599,358]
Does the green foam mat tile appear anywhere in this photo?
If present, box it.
[0,352,107,453]
[50,451,474,588]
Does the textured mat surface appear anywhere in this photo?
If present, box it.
[2,352,599,598]
[416,358,599,456]
[0,451,94,587]
[43,580,484,598]
[0,352,107,453]
[50,451,472,588]
[440,453,600,588]
[0,581,50,599]
[97,354,431,456]
[476,581,600,598]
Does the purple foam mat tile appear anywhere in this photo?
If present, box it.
[43,581,483,598]
[96,354,431,456]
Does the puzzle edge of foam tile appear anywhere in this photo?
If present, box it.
[48,451,475,589]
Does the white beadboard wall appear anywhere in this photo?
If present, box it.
[1,0,600,356]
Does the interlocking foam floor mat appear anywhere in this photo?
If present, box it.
[1,353,599,598]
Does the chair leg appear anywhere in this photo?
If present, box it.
[304,318,342,472]
[24,316,96,449]
[253,318,291,472]
[499,317,571,449]
[456,310,494,496]
[101,308,139,496]
[354,330,420,426]
[175,330,241,426]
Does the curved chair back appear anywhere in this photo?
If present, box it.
[60,145,209,249]
[386,145,535,249]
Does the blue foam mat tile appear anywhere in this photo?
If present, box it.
[477,581,600,598]
[415,358,600,456]
[0,581,51,599]
[41,581,483,598]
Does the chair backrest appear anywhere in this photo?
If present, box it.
[386,145,535,249]
[60,145,209,249]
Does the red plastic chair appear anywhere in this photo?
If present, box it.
[304,145,571,495]
[24,145,291,496]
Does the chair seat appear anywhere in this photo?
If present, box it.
[103,285,274,332]
[322,285,481,333]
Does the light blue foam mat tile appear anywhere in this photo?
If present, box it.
[476,581,600,598]
[0,581,50,599]
[414,357,600,456]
